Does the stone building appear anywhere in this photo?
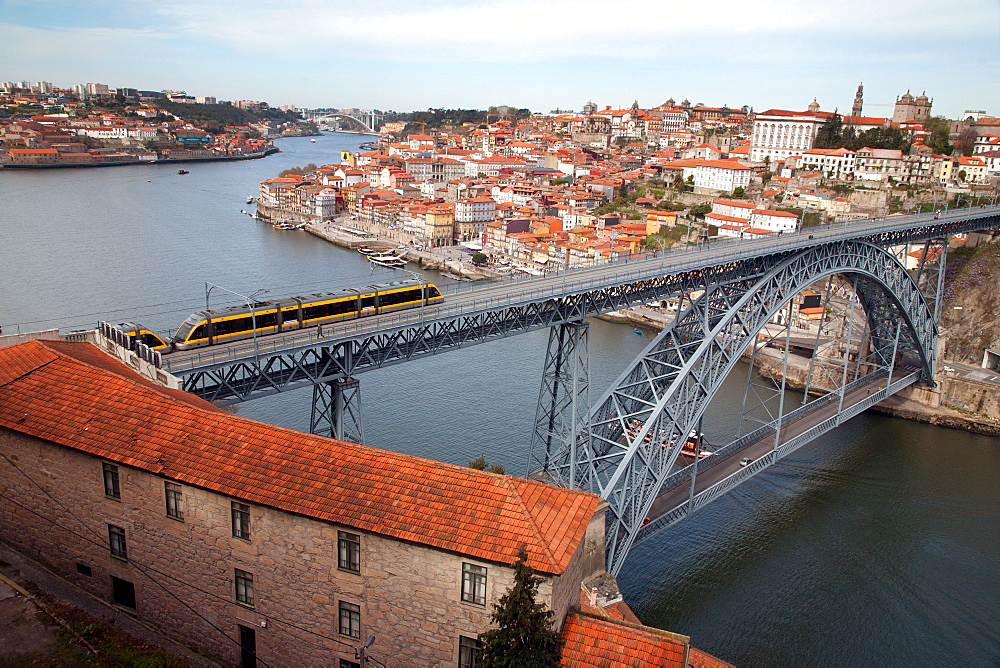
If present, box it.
[0,339,606,667]
[892,90,932,123]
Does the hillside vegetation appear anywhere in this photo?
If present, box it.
[940,240,1000,364]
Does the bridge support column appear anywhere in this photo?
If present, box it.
[310,377,365,444]
[527,321,589,483]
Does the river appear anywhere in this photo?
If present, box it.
[1,134,997,666]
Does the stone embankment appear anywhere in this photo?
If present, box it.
[303,218,495,280]
[599,306,1000,436]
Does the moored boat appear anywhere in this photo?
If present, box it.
[177,169,189,175]
[369,254,407,268]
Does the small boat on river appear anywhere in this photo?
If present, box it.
[177,169,189,175]
[369,254,407,268]
[272,221,306,230]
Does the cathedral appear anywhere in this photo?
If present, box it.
[892,90,932,123]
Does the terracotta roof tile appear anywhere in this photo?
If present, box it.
[0,340,600,574]
[560,612,688,666]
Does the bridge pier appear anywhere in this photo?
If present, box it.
[527,321,590,482]
[311,377,365,444]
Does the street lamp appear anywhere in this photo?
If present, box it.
[205,282,269,363]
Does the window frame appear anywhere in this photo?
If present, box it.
[338,531,361,573]
[165,481,184,521]
[103,462,120,499]
[338,600,361,639]
[459,635,481,668]
[461,562,487,606]
[231,501,251,541]
[109,524,128,561]
[235,568,255,607]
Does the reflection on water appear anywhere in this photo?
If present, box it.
[2,135,998,666]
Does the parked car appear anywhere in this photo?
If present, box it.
[739,457,752,467]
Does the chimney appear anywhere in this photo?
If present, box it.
[588,587,598,607]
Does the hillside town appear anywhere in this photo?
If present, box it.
[0,80,315,167]
[255,89,999,274]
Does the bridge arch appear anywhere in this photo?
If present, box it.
[545,240,937,573]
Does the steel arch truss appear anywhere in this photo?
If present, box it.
[542,240,937,575]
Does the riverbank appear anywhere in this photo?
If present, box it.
[598,306,1000,435]
[304,217,496,280]
[1,146,279,169]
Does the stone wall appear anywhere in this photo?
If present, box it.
[0,429,590,666]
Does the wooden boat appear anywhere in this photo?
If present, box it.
[369,254,407,268]
[177,169,189,175]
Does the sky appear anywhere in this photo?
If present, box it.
[2,0,999,118]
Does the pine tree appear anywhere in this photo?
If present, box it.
[476,547,563,667]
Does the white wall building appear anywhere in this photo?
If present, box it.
[694,160,752,193]
[750,109,829,163]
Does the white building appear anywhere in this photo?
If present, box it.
[750,208,799,233]
[750,108,830,163]
[796,148,856,179]
[693,160,752,193]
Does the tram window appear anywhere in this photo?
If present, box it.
[361,295,376,309]
[140,332,164,347]
[428,286,442,298]
[257,313,276,328]
[331,299,355,316]
[191,324,207,340]
[282,309,300,323]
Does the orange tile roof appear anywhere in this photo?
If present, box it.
[560,611,689,666]
[0,340,600,574]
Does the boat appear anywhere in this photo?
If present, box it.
[633,328,644,336]
[356,246,379,256]
[272,221,306,230]
[246,197,254,204]
[177,169,189,175]
[310,138,317,143]
[369,254,407,268]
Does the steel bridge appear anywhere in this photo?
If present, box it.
[302,109,383,134]
[148,206,998,573]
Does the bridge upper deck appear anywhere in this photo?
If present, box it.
[162,206,999,376]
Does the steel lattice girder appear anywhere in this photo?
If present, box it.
[528,322,590,478]
[541,240,936,575]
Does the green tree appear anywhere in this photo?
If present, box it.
[471,252,488,265]
[477,547,562,667]
[923,116,953,155]
[689,203,712,217]
[732,186,746,198]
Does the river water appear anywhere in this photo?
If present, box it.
[1,134,997,666]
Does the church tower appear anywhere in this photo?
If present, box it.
[852,83,863,117]
[808,98,820,113]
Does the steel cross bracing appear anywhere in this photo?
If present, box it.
[538,240,936,574]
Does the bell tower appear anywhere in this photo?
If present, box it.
[852,82,863,117]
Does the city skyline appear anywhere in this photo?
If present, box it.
[2,0,999,118]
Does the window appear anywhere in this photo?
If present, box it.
[461,563,487,606]
[338,601,361,639]
[235,569,254,607]
[231,501,251,541]
[459,636,481,668]
[338,531,360,573]
[76,563,92,577]
[103,462,120,499]
[340,661,361,668]
[165,482,184,520]
[111,576,136,610]
[109,525,127,560]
